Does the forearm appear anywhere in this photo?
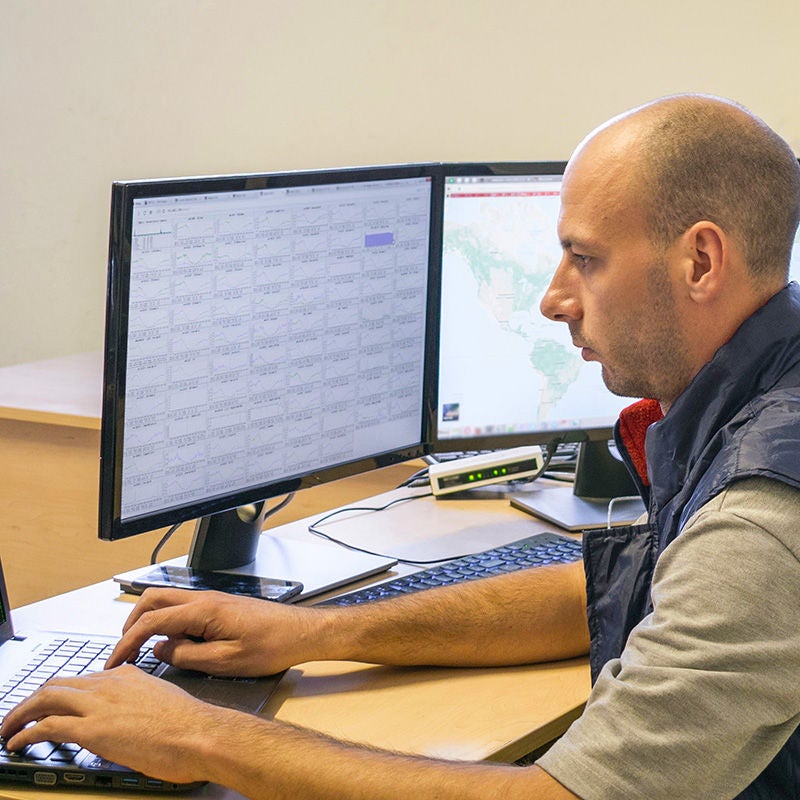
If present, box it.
[306,560,589,668]
[203,711,578,800]
[106,561,588,677]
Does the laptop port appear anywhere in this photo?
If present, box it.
[64,772,86,783]
[33,771,57,785]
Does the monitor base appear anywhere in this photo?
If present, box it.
[510,485,645,531]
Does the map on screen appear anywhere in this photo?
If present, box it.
[437,173,628,442]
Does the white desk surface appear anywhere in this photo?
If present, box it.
[0,486,591,800]
[0,351,102,428]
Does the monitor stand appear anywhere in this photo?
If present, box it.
[187,502,268,572]
[509,440,645,531]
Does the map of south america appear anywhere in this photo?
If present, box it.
[438,180,626,440]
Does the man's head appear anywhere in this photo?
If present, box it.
[541,94,800,411]
[624,95,800,281]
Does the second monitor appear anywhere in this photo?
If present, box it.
[433,163,635,512]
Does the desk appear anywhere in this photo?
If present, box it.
[0,486,591,800]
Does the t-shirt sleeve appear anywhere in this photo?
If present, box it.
[536,477,800,800]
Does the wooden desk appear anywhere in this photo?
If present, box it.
[0,353,421,607]
[0,488,591,800]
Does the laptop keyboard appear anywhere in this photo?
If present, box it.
[320,531,582,606]
[0,636,158,765]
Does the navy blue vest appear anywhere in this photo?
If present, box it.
[583,283,800,799]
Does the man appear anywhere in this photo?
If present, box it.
[4,94,800,799]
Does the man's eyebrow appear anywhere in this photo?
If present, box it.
[560,237,589,251]
[560,234,603,253]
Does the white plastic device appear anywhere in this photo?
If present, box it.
[428,446,544,496]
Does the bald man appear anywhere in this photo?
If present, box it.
[4,95,800,800]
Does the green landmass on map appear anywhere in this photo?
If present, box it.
[444,225,580,416]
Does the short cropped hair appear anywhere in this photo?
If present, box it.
[635,97,800,280]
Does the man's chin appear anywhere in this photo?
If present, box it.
[600,367,635,398]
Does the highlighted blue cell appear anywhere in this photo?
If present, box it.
[365,232,394,247]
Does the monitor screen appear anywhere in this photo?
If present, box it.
[433,163,630,454]
[100,164,439,568]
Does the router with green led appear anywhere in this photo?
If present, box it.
[428,446,544,496]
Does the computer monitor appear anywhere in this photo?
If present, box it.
[433,163,635,501]
[99,164,439,572]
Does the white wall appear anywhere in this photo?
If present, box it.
[2,0,799,367]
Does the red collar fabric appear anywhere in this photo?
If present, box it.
[616,399,663,487]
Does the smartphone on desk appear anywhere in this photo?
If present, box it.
[130,566,303,602]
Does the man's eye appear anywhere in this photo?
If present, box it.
[572,252,592,267]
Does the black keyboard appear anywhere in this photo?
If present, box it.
[320,532,582,606]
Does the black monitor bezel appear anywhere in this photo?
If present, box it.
[427,160,618,455]
[99,163,442,542]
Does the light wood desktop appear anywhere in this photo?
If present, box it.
[0,353,591,799]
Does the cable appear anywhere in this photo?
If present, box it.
[396,465,431,488]
[149,493,297,565]
[263,492,296,520]
[150,521,185,565]
[308,439,571,566]
[606,495,643,529]
[309,490,515,566]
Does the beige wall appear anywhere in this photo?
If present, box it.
[2,0,799,367]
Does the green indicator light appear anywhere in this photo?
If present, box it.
[492,469,499,476]
[502,467,508,474]
[468,474,475,481]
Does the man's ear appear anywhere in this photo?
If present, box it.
[679,221,726,302]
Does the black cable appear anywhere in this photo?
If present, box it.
[306,438,569,566]
[308,440,560,566]
[150,521,184,565]
[308,491,482,565]
[307,491,525,566]
[396,465,430,488]
[264,492,296,519]
[149,493,297,565]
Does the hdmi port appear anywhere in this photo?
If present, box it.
[64,773,86,784]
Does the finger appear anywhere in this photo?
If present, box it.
[105,603,212,669]
[120,587,198,635]
[1,678,85,743]
[151,637,226,674]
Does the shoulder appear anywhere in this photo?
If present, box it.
[653,476,800,619]
[683,476,800,560]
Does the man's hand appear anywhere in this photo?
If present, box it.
[105,588,323,676]
[0,665,238,785]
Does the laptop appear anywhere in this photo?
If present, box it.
[0,557,283,792]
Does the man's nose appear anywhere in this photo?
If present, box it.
[540,256,582,323]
